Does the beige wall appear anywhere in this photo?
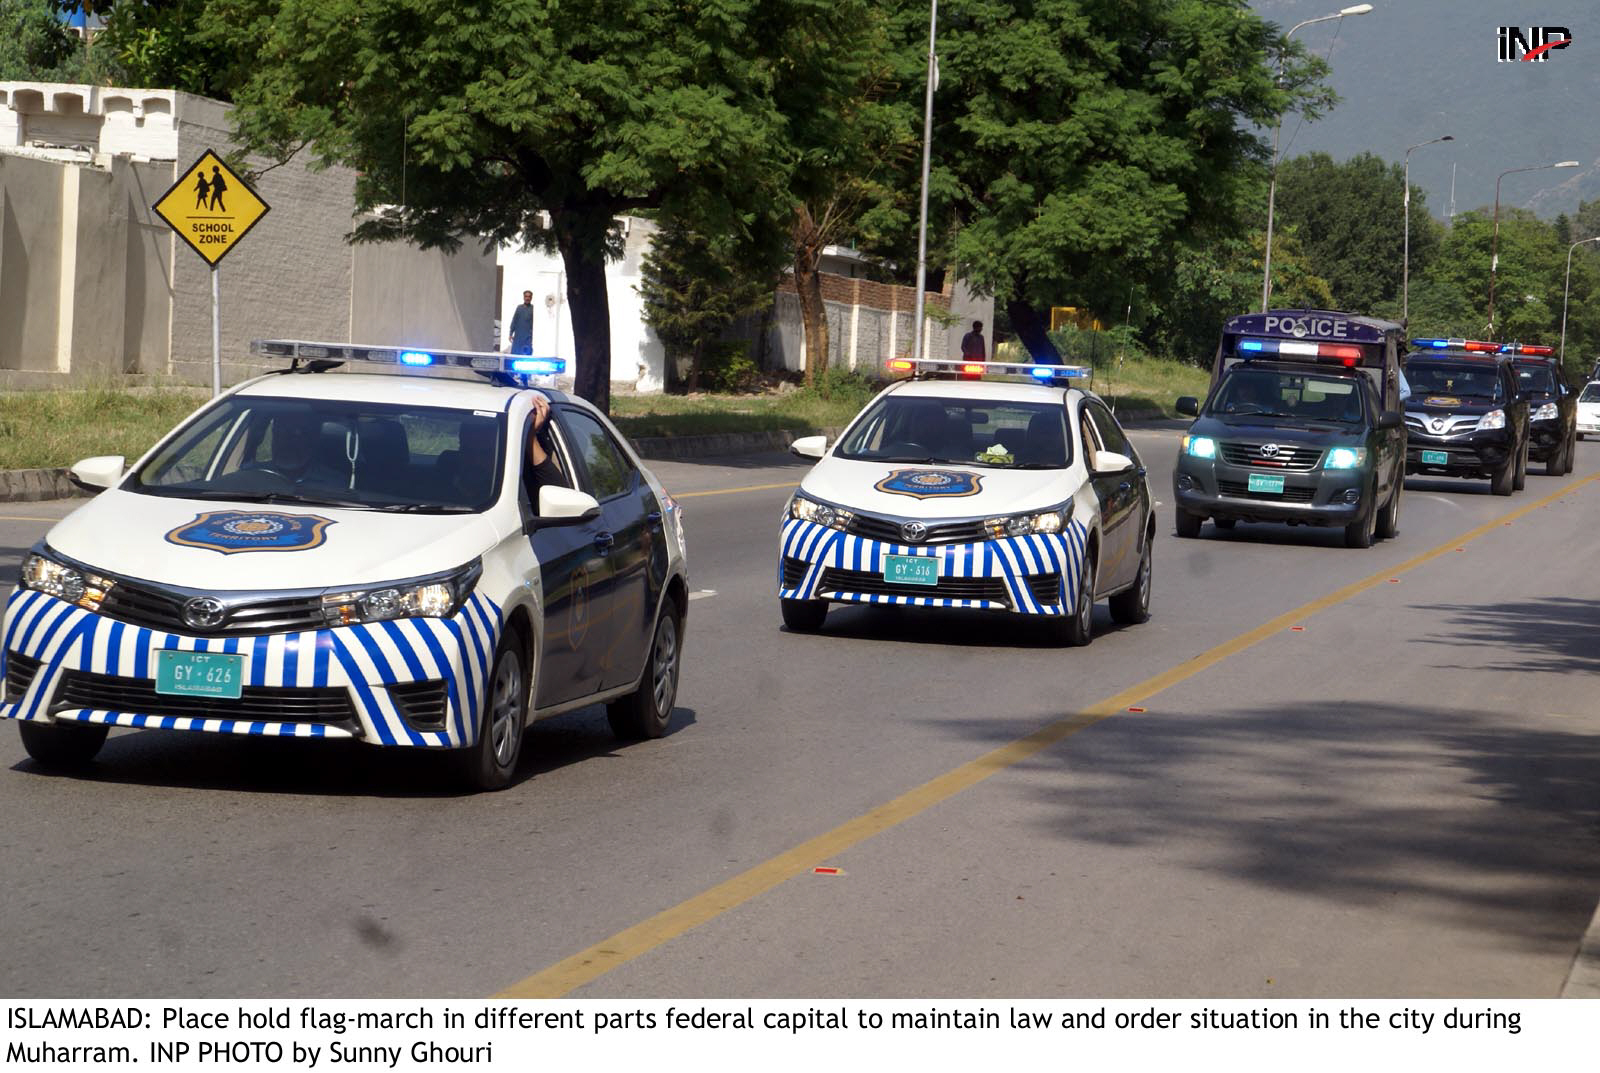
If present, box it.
[352,237,496,352]
[117,158,175,374]
[0,154,65,374]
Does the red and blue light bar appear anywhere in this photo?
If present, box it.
[252,340,567,380]
[1410,338,1553,356]
[1237,337,1364,366]
[886,358,1091,381]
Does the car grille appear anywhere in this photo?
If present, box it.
[97,579,327,636]
[1217,480,1316,503]
[389,680,448,731]
[1405,413,1479,438]
[51,669,359,729]
[818,568,1011,606]
[4,653,42,702]
[1218,442,1322,471]
[846,514,989,545]
[780,557,810,589]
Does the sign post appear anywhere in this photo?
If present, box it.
[152,149,271,396]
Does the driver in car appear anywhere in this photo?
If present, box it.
[263,411,346,488]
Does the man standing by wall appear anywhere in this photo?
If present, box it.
[961,320,988,362]
[508,289,535,355]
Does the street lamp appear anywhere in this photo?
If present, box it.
[1488,159,1580,337]
[1402,134,1452,327]
[1261,4,1374,312]
[909,1,939,366]
[1559,236,1600,365]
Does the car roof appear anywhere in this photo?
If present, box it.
[887,377,1093,406]
[233,372,531,411]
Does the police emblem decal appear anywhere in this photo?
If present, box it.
[165,511,336,554]
[874,469,983,499]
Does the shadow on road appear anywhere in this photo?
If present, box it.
[1411,596,1600,677]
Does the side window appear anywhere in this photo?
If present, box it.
[558,409,636,501]
[1076,406,1102,469]
[1084,404,1136,465]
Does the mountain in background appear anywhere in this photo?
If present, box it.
[1251,0,1599,220]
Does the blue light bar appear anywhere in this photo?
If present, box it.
[399,351,434,366]
[1411,338,1453,349]
[1029,366,1056,379]
[1238,339,1267,352]
[511,358,567,375]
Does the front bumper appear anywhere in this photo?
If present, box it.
[1404,429,1513,477]
[776,517,1089,616]
[1172,458,1364,526]
[1,588,503,748]
[1529,418,1563,458]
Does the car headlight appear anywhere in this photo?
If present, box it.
[321,560,482,627]
[1323,447,1368,470]
[1531,402,1559,421]
[1182,435,1217,459]
[1476,409,1506,431]
[20,553,116,612]
[787,493,853,532]
[985,501,1074,539]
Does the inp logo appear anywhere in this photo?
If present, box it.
[1498,26,1572,61]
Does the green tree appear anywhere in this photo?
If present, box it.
[903,0,1329,361]
[79,0,249,98]
[1574,198,1600,244]
[213,0,867,412]
[1,0,117,82]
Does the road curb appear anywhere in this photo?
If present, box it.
[1561,896,1600,997]
[0,468,88,504]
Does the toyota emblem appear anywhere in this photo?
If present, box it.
[182,597,226,630]
[1259,443,1280,458]
[901,521,928,543]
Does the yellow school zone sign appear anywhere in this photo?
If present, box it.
[153,149,271,267]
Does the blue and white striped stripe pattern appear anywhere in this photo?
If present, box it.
[0,587,502,749]
[777,516,1089,615]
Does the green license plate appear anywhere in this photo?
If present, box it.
[155,650,244,699]
[883,554,940,586]
[1421,450,1448,465]
[1247,473,1286,494]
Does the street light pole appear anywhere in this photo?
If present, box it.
[1559,236,1600,365]
[910,0,938,366]
[1261,4,1374,312]
[1488,159,1580,337]
[1403,134,1452,328]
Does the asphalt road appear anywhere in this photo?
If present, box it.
[2,428,1599,998]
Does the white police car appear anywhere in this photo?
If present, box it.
[779,359,1154,645]
[1,341,689,790]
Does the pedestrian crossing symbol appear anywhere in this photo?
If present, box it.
[153,149,271,267]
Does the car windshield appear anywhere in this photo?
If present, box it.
[1515,362,1557,395]
[1405,361,1504,402]
[126,395,505,513]
[1208,368,1367,424]
[1582,383,1600,403]
[835,396,1071,468]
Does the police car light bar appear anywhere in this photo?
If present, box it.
[251,340,566,379]
[887,358,1091,380]
[1410,338,1501,353]
[1502,343,1555,356]
[1238,337,1363,361]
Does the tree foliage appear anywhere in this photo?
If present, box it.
[64,0,246,97]
[1,0,119,82]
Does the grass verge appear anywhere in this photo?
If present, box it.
[1,385,210,471]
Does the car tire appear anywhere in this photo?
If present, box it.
[1174,509,1202,539]
[780,597,828,632]
[1578,433,1586,442]
[1108,537,1152,626]
[1490,449,1516,496]
[18,720,109,769]
[455,634,527,792]
[1513,437,1528,491]
[1567,433,1579,473]
[1343,484,1377,549]
[1212,518,1237,531]
[607,596,682,741]
[1056,548,1097,647]
[1375,479,1401,540]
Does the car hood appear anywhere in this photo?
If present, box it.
[43,489,506,591]
[801,455,1078,518]
[1578,400,1600,415]
[1185,415,1367,445]
[1406,395,1505,416]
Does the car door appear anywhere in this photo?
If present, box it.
[552,407,663,692]
[1080,402,1144,592]
[525,415,613,709]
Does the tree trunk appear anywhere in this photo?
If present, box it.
[687,340,704,392]
[554,208,614,413]
[793,206,829,391]
[1006,299,1063,363]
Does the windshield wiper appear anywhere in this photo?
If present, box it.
[369,503,475,514]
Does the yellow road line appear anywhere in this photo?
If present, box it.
[0,515,69,523]
[672,481,798,500]
[498,474,1598,998]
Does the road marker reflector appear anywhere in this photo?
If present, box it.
[812,867,843,876]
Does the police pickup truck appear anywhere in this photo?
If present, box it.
[1174,310,1407,549]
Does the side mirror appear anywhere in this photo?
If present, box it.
[525,485,601,530]
[1093,450,1137,475]
[1175,397,1199,417]
[790,435,828,460]
[69,455,125,492]
[1376,412,1403,430]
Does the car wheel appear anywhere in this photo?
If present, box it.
[1056,549,1097,647]
[1567,433,1580,472]
[1108,537,1152,626]
[780,597,828,632]
[1578,433,1586,442]
[1513,437,1527,490]
[18,720,108,769]
[607,595,682,741]
[1174,509,1202,539]
[1343,483,1377,548]
[1375,479,1401,540]
[455,635,526,791]
[1490,448,1515,496]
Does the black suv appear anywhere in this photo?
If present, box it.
[1508,348,1577,475]
[1403,343,1530,495]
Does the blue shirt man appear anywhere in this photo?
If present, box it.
[508,290,535,355]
